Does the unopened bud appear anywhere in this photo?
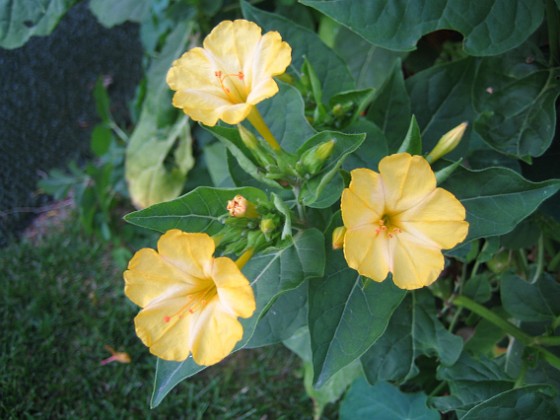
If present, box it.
[299,139,336,176]
[227,195,259,218]
[238,124,259,150]
[260,216,280,241]
[426,122,468,164]
[332,226,346,250]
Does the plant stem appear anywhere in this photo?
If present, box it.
[452,295,533,345]
[547,0,560,66]
[247,107,281,151]
[235,248,254,270]
[531,234,545,283]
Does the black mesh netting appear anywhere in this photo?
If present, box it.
[0,2,143,246]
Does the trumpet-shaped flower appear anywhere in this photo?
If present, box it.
[341,153,469,290]
[123,229,256,366]
[166,19,292,126]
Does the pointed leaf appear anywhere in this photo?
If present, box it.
[398,115,423,155]
[442,166,560,241]
[124,186,269,234]
[89,0,150,27]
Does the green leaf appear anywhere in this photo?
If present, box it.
[367,60,412,152]
[333,26,406,90]
[398,115,423,155]
[299,130,366,208]
[257,82,316,153]
[339,378,439,420]
[151,229,325,407]
[309,214,406,386]
[241,0,355,102]
[0,0,77,49]
[89,0,150,27]
[246,282,308,348]
[461,384,559,419]
[300,0,544,56]
[501,273,560,322]
[442,166,560,241]
[124,186,268,234]
[463,273,492,303]
[343,118,388,171]
[93,78,111,124]
[125,22,195,208]
[90,125,112,157]
[361,291,463,384]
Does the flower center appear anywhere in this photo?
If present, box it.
[375,215,401,239]
[163,284,217,323]
[214,70,246,102]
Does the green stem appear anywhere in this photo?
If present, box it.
[534,335,560,346]
[247,107,281,151]
[452,295,533,345]
[531,234,545,283]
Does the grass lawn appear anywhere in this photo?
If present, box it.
[0,212,317,418]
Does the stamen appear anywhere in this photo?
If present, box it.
[214,70,245,96]
[163,288,215,323]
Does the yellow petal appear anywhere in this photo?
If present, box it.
[166,48,220,95]
[341,168,384,229]
[379,153,436,213]
[124,248,196,307]
[134,295,194,361]
[189,300,244,366]
[397,188,469,249]
[391,233,445,289]
[157,230,214,280]
[343,225,391,282]
[213,257,256,318]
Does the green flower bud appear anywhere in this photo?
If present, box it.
[426,122,468,164]
[298,139,336,176]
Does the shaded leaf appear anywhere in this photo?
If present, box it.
[301,0,544,56]
[340,378,439,420]
[89,0,150,27]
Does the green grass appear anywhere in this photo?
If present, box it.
[0,217,315,418]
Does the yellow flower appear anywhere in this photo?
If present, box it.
[123,229,256,365]
[341,153,469,290]
[166,19,292,127]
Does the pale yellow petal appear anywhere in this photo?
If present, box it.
[124,248,196,307]
[341,168,385,229]
[212,257,256,318]
[166,48,221,95]
[397,188,469,249]
[391,233,445,290]
[219,103,253,125]
[341,189,378,230]
[189,300,244,366]
[157,230,214,280]
[134,295,194,361]
[379,153,436,213]
[246,78,279,106]
[344,225,391,282]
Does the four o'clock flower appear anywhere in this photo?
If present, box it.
[341,153,469,290]
[124,229,256,366]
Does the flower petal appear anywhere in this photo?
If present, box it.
[397,188,469,249]
[380,153,436,213]
[213,257,256,318]
[124,248,196,307]
[391,233,445,289]
[134,295,194,361]
[341,168,384,229]
[189,300,244,366]
[344,225,391,282]
[157,230,214,280]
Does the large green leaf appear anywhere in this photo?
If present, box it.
[333,26,406,90]
[309,215,406,386]
[366,60,412,152]
[151,228,325,407]
[125,22,194,208]
[124,186,269,234]
[339,378,439,420]
[0,0,77,49]
[300,0,544,56]
[241,0,354,102]
[361,291,463,384]
[442,166,560,241]
[89,0,150,27]
[461,384,559,419]
[501,273,560,322]
[343,118,388,171]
